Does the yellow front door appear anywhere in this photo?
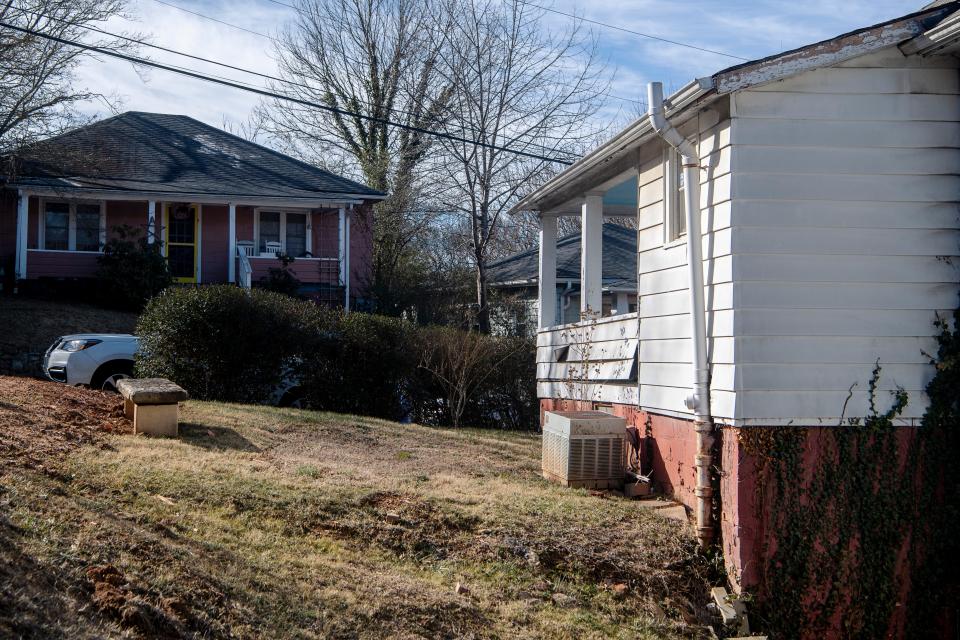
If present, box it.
[165,203,198,283]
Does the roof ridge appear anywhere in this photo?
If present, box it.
[167,112,384,197]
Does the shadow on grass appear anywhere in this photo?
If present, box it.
[178,423,260,453]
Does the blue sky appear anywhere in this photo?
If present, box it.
[76,0,927,136]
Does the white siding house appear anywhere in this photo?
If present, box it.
[524,6,960,428]
[518,4,960,613]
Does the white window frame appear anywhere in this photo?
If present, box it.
[253,208,313,257]
[663,148,686,245]
[37,198,106,252]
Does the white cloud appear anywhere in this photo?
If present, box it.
[70,0,926,137]
[74,0,290,126]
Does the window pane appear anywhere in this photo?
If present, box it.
[76,205,101,251]
[259,211,280,253]
[285,213,306,257]
[168,205,195,244]
[44,203,69,250]
[675,160,687,236]
[168,244,194,279]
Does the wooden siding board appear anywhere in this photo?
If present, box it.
[727,47,960,423]
[732,117,960,148]
[731,253,958,284]
[733,200,960,229]
[734,146,960,176]
[749,67,960,94]
[734,92,960,121]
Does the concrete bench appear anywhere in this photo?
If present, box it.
[117,378,189,436]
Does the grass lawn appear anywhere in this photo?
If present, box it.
[0,377,719,639]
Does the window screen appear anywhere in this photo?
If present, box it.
[675,160,687,237]
[75,204,102,251]
[44,202,69,250]
[286,213,307,257]
[259,211,280,253]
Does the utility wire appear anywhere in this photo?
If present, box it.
[11,3,580,159]
[0,19,577,164]
[260,0,749,62]
[516,0,750,61]
[147,0,645,105]
[150,0,278,40]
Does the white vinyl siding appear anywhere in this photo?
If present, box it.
[726,45,960,425]
[636,104,737,420]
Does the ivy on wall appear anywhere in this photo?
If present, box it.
[738,304,959,639]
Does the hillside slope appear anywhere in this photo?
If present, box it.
[0,376,717,639]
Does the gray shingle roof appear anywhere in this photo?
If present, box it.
[488,223,636,288]
[6,111,384,200]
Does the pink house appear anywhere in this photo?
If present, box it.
[0,112,384,306]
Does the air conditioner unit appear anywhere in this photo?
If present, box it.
[542,410,626,489]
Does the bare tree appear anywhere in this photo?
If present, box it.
[260,0,454,313]
[0,0,135,163]
[435,0,606,332]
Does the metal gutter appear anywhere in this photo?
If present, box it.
[3,184,378,206]
[900,9,960,55]
[510,78,714,214]
[510,3,960,215]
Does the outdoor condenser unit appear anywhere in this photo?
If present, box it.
[542,411,626,489]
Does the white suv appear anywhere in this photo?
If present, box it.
[43,334,139,392]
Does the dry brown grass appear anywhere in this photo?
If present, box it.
[0,381,720,639]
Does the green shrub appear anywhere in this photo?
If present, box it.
[298,311,417,420]
[135,285,324,402]
[96,225,172,310]
[258,253,301,297]
[135,287,537,428]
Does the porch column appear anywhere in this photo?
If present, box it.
[581,192,604,316]
[615,292,629,315]
[344,205,352,313]
[147,201,156,244]
[228,203,236,283]
[15,190,28,281]
[538,213,557,328]
[338,206,346,287]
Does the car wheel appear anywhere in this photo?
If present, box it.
[91,361,134,393]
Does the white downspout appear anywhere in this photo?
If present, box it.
[647,81,715,549]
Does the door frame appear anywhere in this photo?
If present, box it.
[163,203,202,283]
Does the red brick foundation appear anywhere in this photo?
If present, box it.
[539,399,940,638]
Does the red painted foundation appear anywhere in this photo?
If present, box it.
[539,398,942,638]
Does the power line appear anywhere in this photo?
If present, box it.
[516,0,750,61]
[149,0,645,106]
[150,0,278,40]
[0,19,577,165]
[11,3,580,158]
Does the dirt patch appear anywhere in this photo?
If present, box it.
[0,376,130,469]
[319,491,481,560]
[85,565,184,638]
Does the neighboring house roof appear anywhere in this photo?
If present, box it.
[488,223,636,290]
[512,1,960,214]
[3,111,385,202]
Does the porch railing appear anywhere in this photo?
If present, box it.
[536,312,639,405]
[236,242,253,289]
